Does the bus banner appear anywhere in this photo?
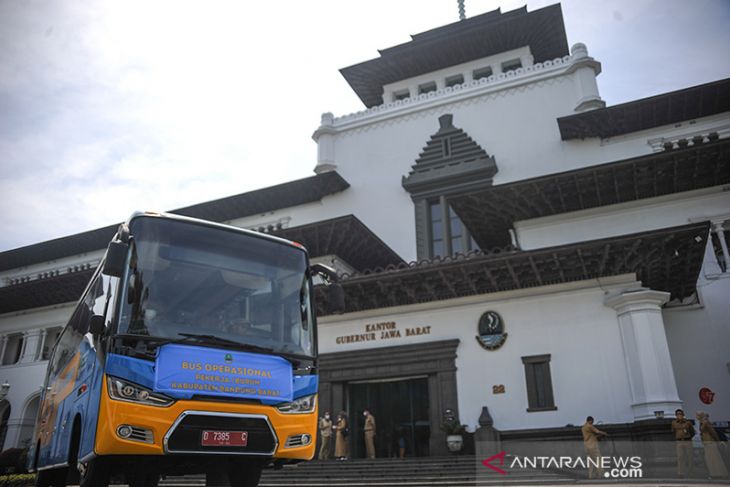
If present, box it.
[154,344,294,402]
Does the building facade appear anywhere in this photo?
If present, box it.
[1,4,729,458]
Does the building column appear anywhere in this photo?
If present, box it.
[0,336,7,365]
[36,329,48,361]
[605,289,682,421]
[568,43,605,112]
[713,222,730,273]
[3,418,23,450]
[19,330,43,364]
[312,112,337,174]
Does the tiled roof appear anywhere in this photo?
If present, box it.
[0,172,350,272]
[557,78,730,140]
[340,4,569,108]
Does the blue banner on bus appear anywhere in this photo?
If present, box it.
[154,344,293,402]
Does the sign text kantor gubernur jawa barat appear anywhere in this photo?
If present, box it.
[335,321,431,345]
[154,344,294,401]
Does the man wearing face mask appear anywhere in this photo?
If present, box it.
[364,409,377,459]
[318,411,333,460]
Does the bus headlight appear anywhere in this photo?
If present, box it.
[276,394,316,414]
[108,376,174,407]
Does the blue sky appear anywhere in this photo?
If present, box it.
[1,0,729,252]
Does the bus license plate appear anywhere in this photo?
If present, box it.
[201,431,248,447]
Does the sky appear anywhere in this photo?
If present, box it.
[1,0,729,252]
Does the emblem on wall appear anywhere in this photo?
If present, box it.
[476,311,507,350]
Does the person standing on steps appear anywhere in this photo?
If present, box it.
[318,411,332,460]
[696,411,728,479]
[334,410,349,460]
[363,408,377,459]
[672,409,695,478]
[582,416,608,479]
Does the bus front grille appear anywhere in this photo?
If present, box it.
[164,412,277,455]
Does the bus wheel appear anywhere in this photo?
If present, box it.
[126,472,160,487]
[226,461,262,487]
[78,457,110,487]
[35,468,65,487]
[205,471,228,486]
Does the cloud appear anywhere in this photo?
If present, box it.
[1,0,729,252]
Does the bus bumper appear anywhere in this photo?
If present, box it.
[95,376,317,461]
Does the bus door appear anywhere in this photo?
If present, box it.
[39,326,82,466]
[75,273,113,460]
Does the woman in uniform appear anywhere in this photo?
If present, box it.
[334,410,348,460]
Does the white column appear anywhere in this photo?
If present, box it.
[36,329,48,361]
[312,112,337,174]
[19,330,43,364]
[0,336,7,365]
[713,222,730,273]
[520,53,534,68]
[568,43,605,112]
[605,288,682,421]
[3,418,23,449]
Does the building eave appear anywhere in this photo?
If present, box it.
[314,222,709,316]
[557,78,730,140]
[448,136,730,249]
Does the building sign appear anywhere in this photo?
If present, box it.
[476,311,507,350]
[335,321,431,345]
[154,344,293,401]
[699,387,715,405]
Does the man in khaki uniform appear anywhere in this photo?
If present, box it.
[582,416,608,479]
[671,409,695,478]
[318,412,333,460]
[364,409,376,459]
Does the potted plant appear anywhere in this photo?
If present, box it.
[440,416,466,452]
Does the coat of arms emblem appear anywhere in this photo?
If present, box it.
[476,311,507,350]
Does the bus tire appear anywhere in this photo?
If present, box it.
[126,472,160,487]
[35,468,65,487]
[78,457,110,487]
[227,462,262,487]
[205,471,228,486]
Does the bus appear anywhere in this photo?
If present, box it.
[28,212,341,487]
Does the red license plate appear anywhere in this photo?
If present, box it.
[201,430,248,447]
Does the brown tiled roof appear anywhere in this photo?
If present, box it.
[449,136,730,249]
[557,78,730,140]
[340,4,569,108]
[0,172,350,272]
[315,222,709,315]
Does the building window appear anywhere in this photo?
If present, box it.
[502,59,522,73]
[473,66,493,80]
[393,89,410,101]
[428,197,478,258]
[522,354,556,412]
[418,82,437,95]
[445,74,464,87]
[429,201,444,258]
[1,333,24,366]
[41,327,63,361]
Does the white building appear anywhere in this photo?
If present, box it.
[1,4,728,458]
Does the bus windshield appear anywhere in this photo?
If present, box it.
[117,217,315,358]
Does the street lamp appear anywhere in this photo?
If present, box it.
[0,381,10,401]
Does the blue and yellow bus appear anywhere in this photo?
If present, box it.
[28,212,340,487]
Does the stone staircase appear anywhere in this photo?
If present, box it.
[159,455,574,486]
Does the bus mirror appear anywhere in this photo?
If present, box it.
[89,315,106,336]
[310,263,338,283]
[103,241,128,277]
[328,283,345,314]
